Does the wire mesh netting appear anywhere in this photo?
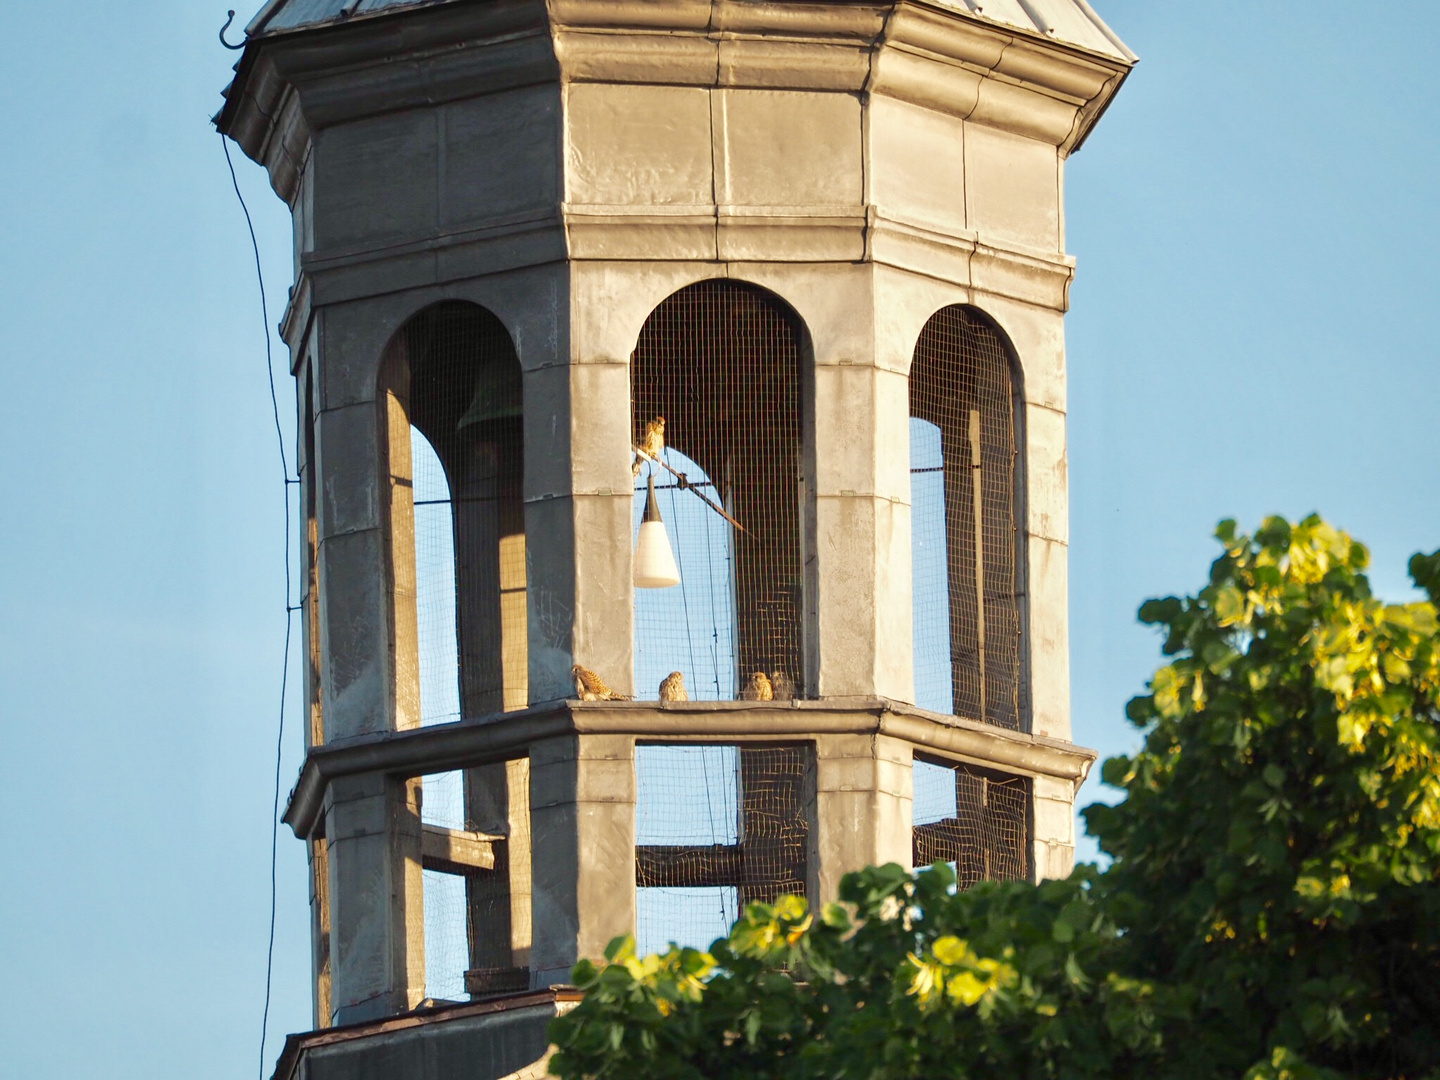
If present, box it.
[423,867,470,1001]
[912,756,1030,888]
[633,449,738,701]
[631,281,808,702]
[635,744,811,953]
[393,302,530,1002]
[400,301,527,722]
[418,761,532,1001]
[910,306,1025,729]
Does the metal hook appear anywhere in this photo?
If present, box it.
[219,9,246,50]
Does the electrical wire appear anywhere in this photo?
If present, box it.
[221,131,296,1080]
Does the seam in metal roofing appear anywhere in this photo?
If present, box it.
[242,0,1133,62]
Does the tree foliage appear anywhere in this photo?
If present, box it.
[549,516,1440,1079]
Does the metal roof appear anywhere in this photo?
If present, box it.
[939,0,1134,62]
[245,0,455,37]
[242,0,1133,62]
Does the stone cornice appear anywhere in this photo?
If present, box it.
[283,697,1097,839]
[279,204,1073,329]
[217,0,1133,202]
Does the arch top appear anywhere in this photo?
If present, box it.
[378,299,523,456]
[908,301,1029,732]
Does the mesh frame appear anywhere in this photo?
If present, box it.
[912,756,1032,888]
[636,743,814,947]
[631,281,810,700]
[910,306,1027,730]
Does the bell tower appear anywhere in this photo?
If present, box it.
[217,1,1132,1075]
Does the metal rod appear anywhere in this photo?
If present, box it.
[969,408,986,720]
[633,448,748,534]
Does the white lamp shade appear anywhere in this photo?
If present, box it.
[634,520,681,588]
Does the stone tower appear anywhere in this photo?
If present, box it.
[217,2,1132,1075]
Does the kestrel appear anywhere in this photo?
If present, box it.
[769,671,795,700]
[658,671,688,702]
[571,663,632,701]
[632,415,666,477]
[739,671,773,702]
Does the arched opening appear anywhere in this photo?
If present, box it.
[909,305,1027,730]
[628,280,815,953]
[379,300,531,1001]
[629,279,811,702]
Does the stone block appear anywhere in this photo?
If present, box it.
[566,83,713,206]
[313,108,439,250]
[528,747,637,982]
[524,497,577,704]
[963,123,1060,253]
[522,364,573,501]
[528,799,581,981]
[816,753,877,794]
[717,89,862,208]
[568,361,631,495]
[1032,772,1073,804]
[873,265,969,375]
[1027,535,1070,741]
[318,402,382,540]
[318,527,392,739]
[1032,794,1075,847]
[869,94,966,234]
[326,776,424,1024]
[571,493,634,696]
[1034,840,1075,883]
[531,755,635,808]
[814,494,877,697]
[813,363,878,493]
[873,496,913,702]
[570,262,719,365]
[1025,403,1068,545]
[815,786,913,899]
[442,85,560,228]
[873,367,911,501]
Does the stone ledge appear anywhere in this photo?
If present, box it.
[284,698,1095,839]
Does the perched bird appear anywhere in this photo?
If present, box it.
[659,671,688,702]
[632,415,666,477]
[739,671,774,702]
[770,671,795,700]
[571,663,632,701]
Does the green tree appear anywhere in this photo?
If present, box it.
[550,517,1440,1080]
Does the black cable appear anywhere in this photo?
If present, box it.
[221,131,295,1080]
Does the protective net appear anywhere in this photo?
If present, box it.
[912,756,1030,888]
[418,761,532,1002]
[397,300,526,723]
[635,744,811,953]
[631,281,808,703]
[910,306,1025,730]
[632,449,738,701]
[392,302,530,1001]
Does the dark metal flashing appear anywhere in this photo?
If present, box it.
[269,986,582,1080]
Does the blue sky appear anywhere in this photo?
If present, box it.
[0,3,1435,1077]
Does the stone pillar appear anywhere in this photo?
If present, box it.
[522,279,634,702]
[312,308,427,1023]
[784,267,914,703]
[1032,773,1078,881]
[814,733,914,901]
[528,734,636,986]
[325,773,426,1023]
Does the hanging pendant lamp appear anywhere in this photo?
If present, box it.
[634,472,681,588]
